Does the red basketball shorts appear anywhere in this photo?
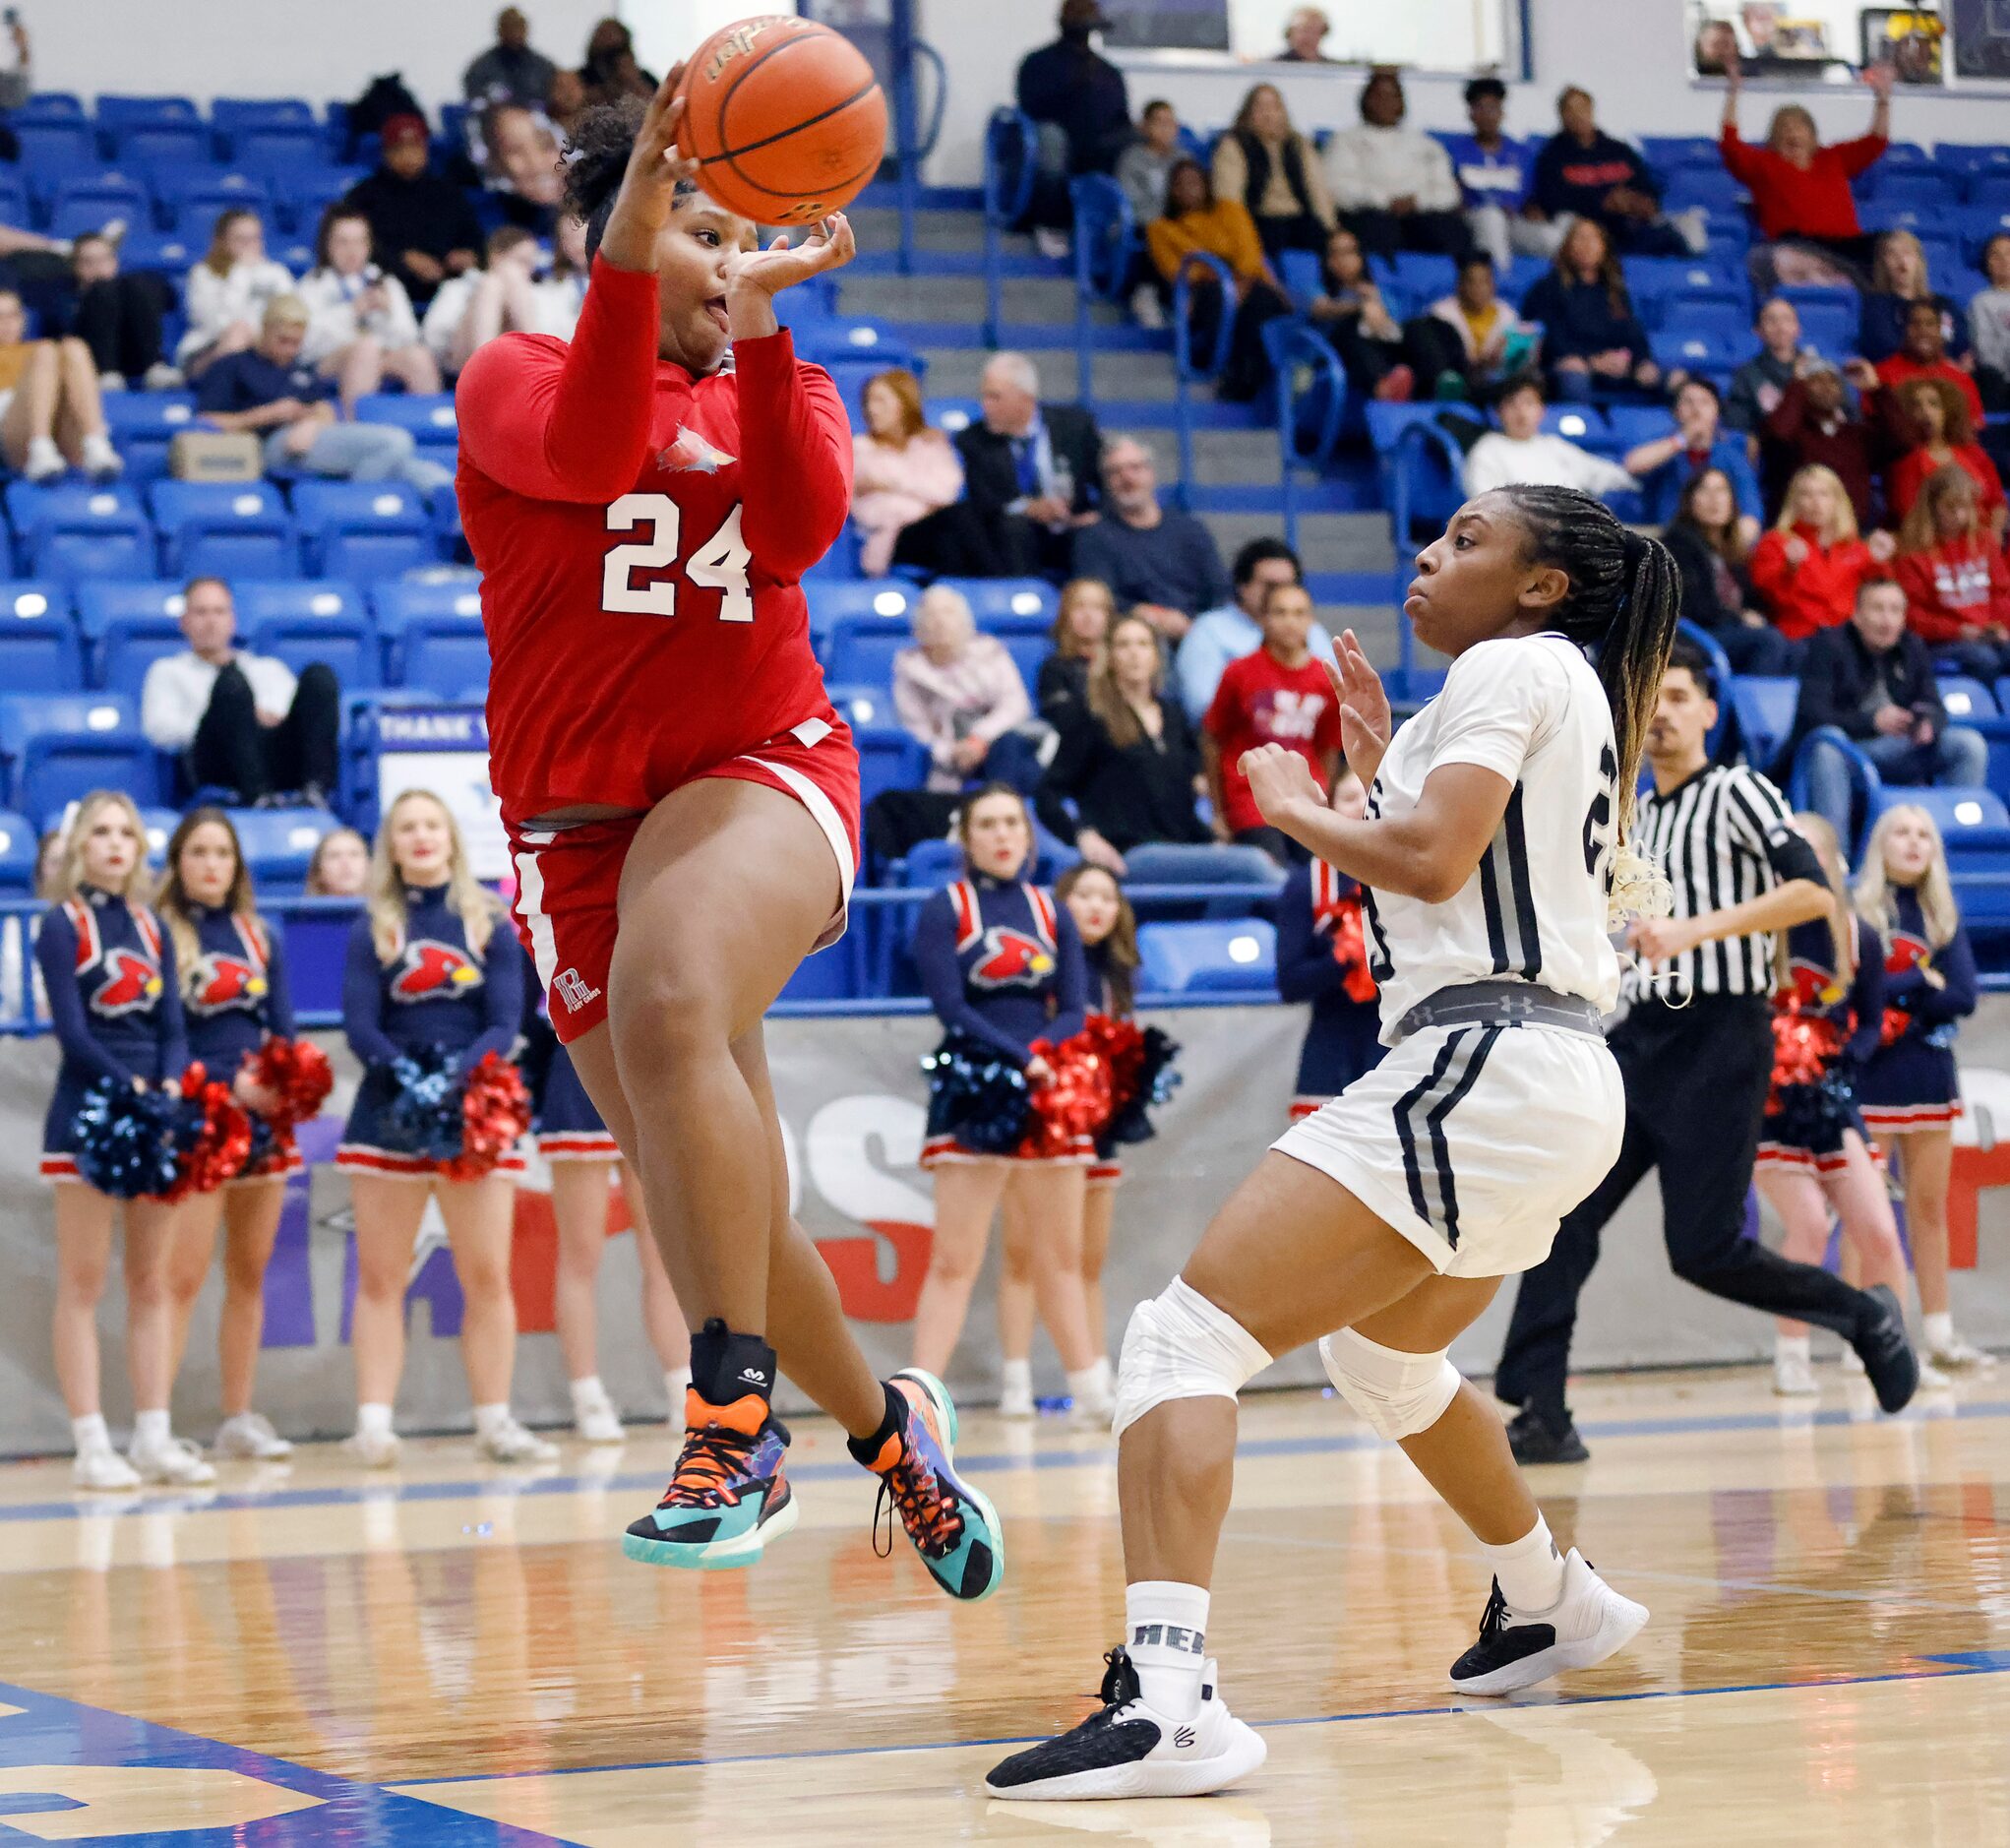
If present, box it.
[505,715,860,1044]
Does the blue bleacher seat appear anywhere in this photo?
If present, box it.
[1866,783,2010,834]
[807,581,916,644]
[934,579,1058,626]
[395,616,489,697]
[213,97,319,142]
[47,172,150,240]
[16,118,94,173]
[235,580,369,629]
[1936,676,1998,722]
[99,395,199,490]
[0,581,84,693]
[225,807,337,892]
[6,484,155,584]
[0,809,39,895]
[149,480,295,577]
[111,121,211,169]
[1727,676,1798,770]
[823,682,891,729]
[290,481,435,580]
[153,170,270,236]
[95,94,201,130]
[243,611,371,685]
[1650,328,1744,374]
[13,93,85,122]
[0,693,153,825]
[0,173,28,227]
[1136,918,1277,995]
[353,393,458,441]
[926,398,981,436]
[235,124,333,173]
[854,726,929,808]
[823,614,916,689]
[274,165,367,235]
[97,612,192,698]
[995,626,1050,694]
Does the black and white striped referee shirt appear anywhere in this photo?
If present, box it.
[1624,762,1823,1002]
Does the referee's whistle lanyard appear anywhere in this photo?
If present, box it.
[1620,948,1694,1010]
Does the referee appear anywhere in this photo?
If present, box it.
[1495,637,1919,1462]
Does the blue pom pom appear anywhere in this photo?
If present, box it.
[386,1046,468,1163]
[72,1078,181,1200]
[922,1028,1031,1154]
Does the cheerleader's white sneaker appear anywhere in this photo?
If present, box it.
[130,1435,217,1487]
[214,1412,293,1460]
[475,1415,559,1465]
[73,1447,142,1492]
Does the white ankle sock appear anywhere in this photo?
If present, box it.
[132,1408,170,1450]
[72,1413,110,1455]
[1001,1358,1032,1394]
[1923,1312,1954,1348]
[1066,1363,1109,1404]
[1776,1333,1811,1362]
[1125,1580,1210,1722]
[472,1402,513,1440]
[1481,1514,1567,1613]
[570,1376,609,1412]
[356,1401,396,1439]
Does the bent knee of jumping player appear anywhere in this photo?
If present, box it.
[1112,1277,1273,1439]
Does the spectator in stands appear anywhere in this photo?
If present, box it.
[1720,50,1891,289]
[422,220,587,378]
[0,287,123,482]
[1663,466,1796,675]
[306,827,371,898]
[1520,216,1660,401]
[343,114,483,309]
[0,10,29,115]
[1072,436,1231,643]
[1762,359,1876,526]
[196,296,451,495]
[1039,611,1208,872]
[953,351,1102,578]
[177,209,294,378]
[1201,580,1343,863]
[1461,373,1637,498]
[1039,577,1114,722]
[61,231,170,390]
[1791,577,1987,842]
[1860,230,1969,368]
[140,577,339,809]
[1886,378,2006,533]
[1409,254,1539,402]
[1970,233,2010,413]
[1116,97,1183,227]
[1212,83,1337,261]
[1306,225,1412,400]
[1858,301,1986,438]
[477,101,566,229]
[1143,157,1291,401]
[1277,6,1331,60]
[1443,77,1563,274]
[298,207,441,416]
[1622,377,1763,531]
[1530,85,1700,258]
[578,16,656,106]
[463,7,558,110]
[1750,463,1894,643]
[1895,465,2010,680]
[1016,0,1132,258]
[893,585,1041,801]
[1178,536,1336,722]
[1321,67,1472,264]
[1727,296,1809,434]
[851,365,964,577]
[545,66,586,142]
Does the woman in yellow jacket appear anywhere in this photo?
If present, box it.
[1145,159,1292,402]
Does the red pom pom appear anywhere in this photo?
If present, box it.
[1879,1006,1910,1048]
[1329,896,1378,1005]
[166,1064,253,1201]
[446,1051,532,1180]
[1083,1014,1146,1119]
[1767,1002,1843,1111]
[1018,1028,1116,1160]
[252,1037,335,1129]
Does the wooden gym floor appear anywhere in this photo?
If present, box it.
[0,1363,2006,1844]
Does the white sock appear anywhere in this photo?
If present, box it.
[664,1367,692,1410]
[132,1408,171,1451]
[472,1402,514,1441]
[1066,1363,1110,1405]
[1001,1357,1032,1395]
[1088,1355,1114,1393]
[570,1375,609,1413]
[1776,1333,1810,1362]
[1481,1513,1567,1613]
[1923,1312,1954,1349]
[1125,1580,1211,1722]
[72,1413,111,1455]
[356,1401,396,1439]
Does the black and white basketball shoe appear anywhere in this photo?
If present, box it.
[1448,1549,1648,1695]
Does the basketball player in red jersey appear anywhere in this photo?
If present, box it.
[457,70,1004,1597]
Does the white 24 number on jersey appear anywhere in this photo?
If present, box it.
[601,494,754,623]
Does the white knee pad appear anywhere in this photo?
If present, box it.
[1112,1277,1272,1440]
[1317,1326,1461,1443]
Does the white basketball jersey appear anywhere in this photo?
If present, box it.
[1362,633,1622,1039]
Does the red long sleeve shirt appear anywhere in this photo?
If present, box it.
[1749,524,1876,642]
[456,255,852,821]
[1873,353,1985,427]
[1895,538,2010,645]
[1719,128,1884,242]
[1887,444,2007,525]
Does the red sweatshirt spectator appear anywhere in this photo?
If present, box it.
[1884,377,2006,534]
[1856,298,1985,428]
[1760,363,1876,527]
[1894,463,2010,678]
[1749,463,1893,642]
[1719,53,1891,287]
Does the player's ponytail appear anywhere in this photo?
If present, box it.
[1495,486,1679,921]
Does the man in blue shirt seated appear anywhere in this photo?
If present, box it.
[195,296,450,493]
[1439,77,1567,275]
[1176,537,1337,722]
[1071,436,1231,647]
[1619,376,1764,534]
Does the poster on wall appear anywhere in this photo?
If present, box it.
[1950,0,2010,77]
[1101,0,1234,51]
[1691,1,1851,73]
[1862,7,1948,79]
[374,706,507,883]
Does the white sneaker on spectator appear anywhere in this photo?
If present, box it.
[23,436,65,482]
[1773,1346,1818,1397]
[143,362,185,391]
[1128,283,1166,330]
[476,1416,559,1465]
[74,1447,142,1492]
[214,1412,293,1460]
[98,371,126,393]
[130,1434,217,1487]
[81,433,125,481]
[343,1427,402,1469]
[1034,226,1070,261]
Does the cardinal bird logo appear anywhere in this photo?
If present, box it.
[391,940,483,1003]
[1885,932,1931,977]
[971,927,1054,989]
[92,949,162,1017]
[1787,957,1845,1010]
[186,953,267,1016]
[656,424,738,475]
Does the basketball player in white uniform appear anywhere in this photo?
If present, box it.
[988,485,1679,1803]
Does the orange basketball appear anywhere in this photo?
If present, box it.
[677,15,886,226]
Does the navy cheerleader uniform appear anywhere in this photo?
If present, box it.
[1757,915,1884,1175]
[336,885,525,1178]
[1084,937,1128,1187]
[1276,858,1384,1124]
[1858,888,1978,1135]
[36,888,187,1185]
[179,904,302,1180]
[915,874,1092,1166]
[539,1044,620,1162]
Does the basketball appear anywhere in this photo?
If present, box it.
[677,15,887,225]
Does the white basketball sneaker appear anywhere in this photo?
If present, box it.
[73,1446,142,1492]
[476,1415,559,1465]
[343,1427,402,1469]
[1448,1550,1648,1696]
[986,1649,1266,1801]
[130,1434,217,1487]
[1773,1344,1818,1397]
[214,1412,293,1460]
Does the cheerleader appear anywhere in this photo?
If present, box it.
[1855,804,1990,1372]
[1756,815,1917,1397]
[1276,770,1385,1123]
[337,789,555,1467]
[912,785,1113,1425]
[541,1040,692,1442]
[35,790,213,1490]
[158,809,299,1460]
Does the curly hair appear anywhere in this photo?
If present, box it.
[564,95,698,257]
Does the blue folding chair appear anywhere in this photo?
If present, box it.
[1136,919,1277,995]
[0,583,83,693]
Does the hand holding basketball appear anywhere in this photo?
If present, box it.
[599,63,704,274]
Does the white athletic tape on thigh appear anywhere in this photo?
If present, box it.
[1112,1276,1272,1439]
[1316,1326,1461,1442]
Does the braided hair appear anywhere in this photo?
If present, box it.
[1491,484,1679,919]
[563,96,700,260]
